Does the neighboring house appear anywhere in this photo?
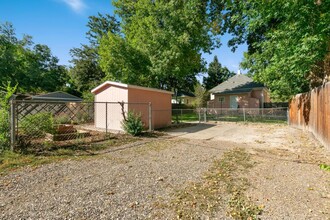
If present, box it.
[208,74,270,109]
[28,91,83,102]
[171,91,196,106]
[11,91,82,102]
[10,92,84,121]
[91,81,173,131]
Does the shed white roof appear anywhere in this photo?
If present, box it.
[91,81,173,95]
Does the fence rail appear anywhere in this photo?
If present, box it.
[172,107,288,123]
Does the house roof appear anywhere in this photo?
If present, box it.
[30,91,83,102]
[174,91,195,98]
[91,81,173,95]
[209,74,266,95]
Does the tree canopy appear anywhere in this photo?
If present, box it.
[0,22,67,93]
[216,0,330,100]
[203,56,235,90]
[99,0,221,93]
[68,13,120,98]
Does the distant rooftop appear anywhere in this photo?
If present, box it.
[209,74,265,94]
[30,91,82,102]
[174,91,195,97]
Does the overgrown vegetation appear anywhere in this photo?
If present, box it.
[0,83,17,152]
[122,111,144,136]
[20,112,55,137]
[171,148,262,219]
[0,110,10,150]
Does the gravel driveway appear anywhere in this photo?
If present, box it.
[1,122,329,219]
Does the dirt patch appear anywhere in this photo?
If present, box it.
[169,148,261,220]
[246,128,330,219]
[167,122,292,146]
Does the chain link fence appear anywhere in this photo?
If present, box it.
[9,100,288,151]
[10,101,153,151]
[172,107,288,123]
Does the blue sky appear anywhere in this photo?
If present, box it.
[0,0,247,76]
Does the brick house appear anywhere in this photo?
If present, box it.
[208,74,270,109]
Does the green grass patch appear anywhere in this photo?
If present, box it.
[172,112,199,122]
[171,148,262,219]
[320,164,330,171]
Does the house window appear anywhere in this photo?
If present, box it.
[219,97,225,102]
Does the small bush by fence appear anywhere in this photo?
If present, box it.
[172,108,288,123]
[289,82,330,150]
[0,108,10,151]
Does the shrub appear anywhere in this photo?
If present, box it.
[73,111,90,124]
[21,112,55,137]
[54,114,71,125]
[122,111,144,136]
[0,109,10,151]
[0,83,17,151]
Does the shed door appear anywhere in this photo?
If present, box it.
[230,96,238,109]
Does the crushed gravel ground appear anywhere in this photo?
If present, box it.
[0,122,329,219]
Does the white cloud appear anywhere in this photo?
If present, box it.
[60,0,87,13]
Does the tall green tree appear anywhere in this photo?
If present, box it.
[0,22,67,93]
[203,56,235,90]
[100,0,220,92]
[215,0,330,100]
[99,32,151,86]
[86,13,120,46]
[69,13,120,95]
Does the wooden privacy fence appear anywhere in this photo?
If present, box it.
[289,82,330,150]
